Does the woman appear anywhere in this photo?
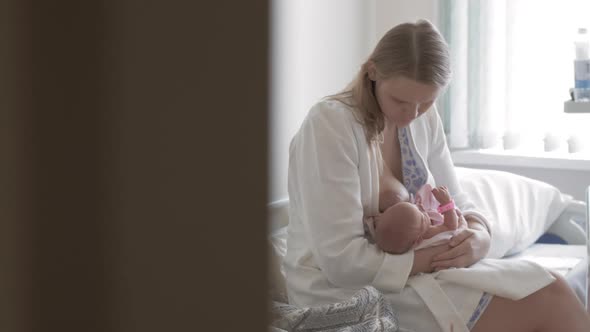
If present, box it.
[284,20,590,331]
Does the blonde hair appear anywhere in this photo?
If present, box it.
[330,20,451,142]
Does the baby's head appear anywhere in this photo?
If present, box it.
[374,202,430,254]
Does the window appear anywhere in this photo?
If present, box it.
[438,0,590,154]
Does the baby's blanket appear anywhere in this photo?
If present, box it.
[434,259,555,299]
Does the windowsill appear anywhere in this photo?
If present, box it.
[451,149,590,171]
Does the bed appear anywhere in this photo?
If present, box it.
[268,167,589,331]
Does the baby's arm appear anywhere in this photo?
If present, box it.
[431,186,459,230]
[422,223,451,239]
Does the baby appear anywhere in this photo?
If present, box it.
[366,184,464,254]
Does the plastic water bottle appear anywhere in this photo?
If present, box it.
[573,28,590,100]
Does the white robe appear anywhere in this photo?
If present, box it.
[284,99,554,331]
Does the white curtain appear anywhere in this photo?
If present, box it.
[438,0,590,152]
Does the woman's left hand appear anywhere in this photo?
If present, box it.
[430,214,491,271]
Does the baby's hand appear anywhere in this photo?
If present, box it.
[432,186,452,204]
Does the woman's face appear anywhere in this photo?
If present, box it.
[373,75,441,128]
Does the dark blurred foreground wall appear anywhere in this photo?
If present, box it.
[0,1,268,331]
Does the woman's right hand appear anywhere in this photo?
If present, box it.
[410,242,452,275]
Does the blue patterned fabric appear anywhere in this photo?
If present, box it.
[398,127,428,195]
[398,127,493,330]
[466,293,493,330]
[270,286,399,332]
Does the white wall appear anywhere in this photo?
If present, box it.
[375,0,439,39]
[269,0,376,202]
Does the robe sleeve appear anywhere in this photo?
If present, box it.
[288,101,413,292]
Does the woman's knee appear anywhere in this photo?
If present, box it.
[547,272,572,293]
[533,272,575,305]
[473,274,588,332]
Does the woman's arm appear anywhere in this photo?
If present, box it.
[411,242,452,275]
[289,101,414,292]
[411,213,488,273]
[431,216,491,271]
[423,107,491,269]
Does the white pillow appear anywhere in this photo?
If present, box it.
[456,167,573,258]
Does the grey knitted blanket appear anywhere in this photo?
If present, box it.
[270,286,399,332]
